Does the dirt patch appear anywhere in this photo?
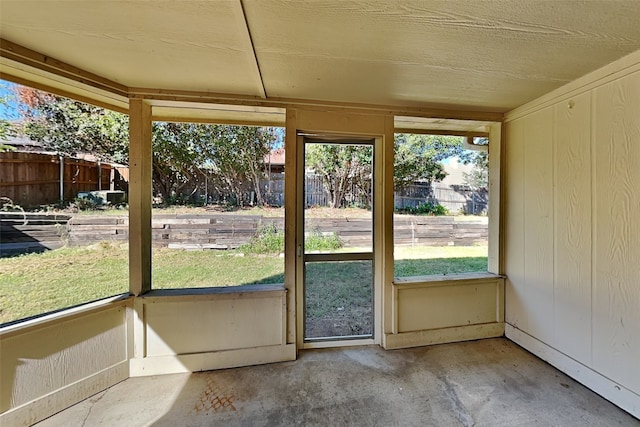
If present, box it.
[306,306,372,339]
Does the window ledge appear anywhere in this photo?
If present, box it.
[138,284,286,300]
[393,272,504,287]
[0,293,130,337]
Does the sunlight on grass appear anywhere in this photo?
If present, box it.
[1,244,486,325]
[0,244,285,324]
[0,244,129,324]
[152,248,283,289]
[395,245,488,259]
[394,245,488,277]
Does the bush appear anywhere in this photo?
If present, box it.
[238,224,344,254]
[239,223,284,254]
[305,229,343,251]
[396,202,448,216]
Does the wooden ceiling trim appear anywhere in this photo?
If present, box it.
[393,128,490,138]
[0,38,129,98]
[0,69,129,114]
[130,88,503,122]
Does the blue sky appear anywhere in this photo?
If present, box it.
[0,80,20,120]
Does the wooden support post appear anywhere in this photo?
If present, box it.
[488,123,502,275]
[129,99,152,296]
[284,108,297,346]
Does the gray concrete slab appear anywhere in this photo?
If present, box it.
[35,338,638,426]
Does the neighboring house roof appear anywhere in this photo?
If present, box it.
[1,135,126,167]
[264,148,285,166]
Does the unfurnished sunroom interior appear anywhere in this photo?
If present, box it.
[0,1,638,425]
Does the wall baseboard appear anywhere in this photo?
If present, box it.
[0,361,128,427]
[130,344,296,377]
[384,322,504,350]
[506,323,639,419]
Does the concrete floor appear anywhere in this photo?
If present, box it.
[36,338,638,427]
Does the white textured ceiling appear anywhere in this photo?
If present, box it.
[1,0,640,112]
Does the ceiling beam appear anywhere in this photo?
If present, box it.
[129,87,503,122]
[235,0,266,99]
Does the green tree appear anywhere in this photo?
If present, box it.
[305,144,373,208]
[204,125,275,206]
[304,135,469,208]
[15,85,275,205]
[154,123,276,206]
[463,151,489,190]
[17,86,129,163]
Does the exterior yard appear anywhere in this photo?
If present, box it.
[0,243,487,324]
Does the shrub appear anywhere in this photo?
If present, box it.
[305,229,343,251]
[239,223,284,254]
[396,202,448,216]
[238,225,344,254]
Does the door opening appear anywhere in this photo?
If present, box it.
[299,137,375,343]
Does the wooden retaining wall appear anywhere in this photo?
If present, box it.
[67,215,283,249]
[0,213,488,256]
[0,212,71,256]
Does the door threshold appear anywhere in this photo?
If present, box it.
[302,338,375,349]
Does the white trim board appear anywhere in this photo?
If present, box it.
[384,323,504,350]
[506,324,639,419]
[130,344,296,377]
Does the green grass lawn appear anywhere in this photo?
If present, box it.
[0,244,487,325]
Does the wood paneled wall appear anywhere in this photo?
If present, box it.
[504,57,640,414]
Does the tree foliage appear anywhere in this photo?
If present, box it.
[304,134,471,208]
[305,144,372,208]
[17,86,129,163]
[463,151,489,190]
[15,85,276,205]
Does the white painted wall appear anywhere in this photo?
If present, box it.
[504,50,640,417]
[384,275,504,349]
[129,286,295,376]
[0,301,130,426]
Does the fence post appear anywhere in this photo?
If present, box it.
[59,155,64,203]
[98,160,102,191]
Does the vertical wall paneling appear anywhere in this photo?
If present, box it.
[504,119,526,330]
[552,92,592,361]
[522,108,555,343]
[504,51,640,415]
[592,72,640,392]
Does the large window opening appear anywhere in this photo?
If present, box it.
[393,133,489,279]
[0,80,129,324]
[148,122,286,290]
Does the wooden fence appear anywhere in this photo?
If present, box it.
[204,174,486,215]
[0,152,128,208]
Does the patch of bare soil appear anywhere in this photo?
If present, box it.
[305,306,372,339]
